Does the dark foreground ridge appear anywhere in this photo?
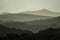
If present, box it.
[0,24,60,40]
[0,16,60,40]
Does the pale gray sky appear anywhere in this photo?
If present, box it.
[0,0,60,13]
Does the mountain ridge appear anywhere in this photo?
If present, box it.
[0,13,53,22]
[0,9,60,17]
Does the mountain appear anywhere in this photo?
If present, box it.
[0,24,33,37]
[26,16,60,25]
[35,28,60,40]
[20,9,60,17]
[38,28,59,33]
[0,9,60,33]
[0,9,59,22]
[1,9,60,17]
[1,16,60,33]
[0,17,59,33]
[0,13,53,22]
[2,21,38,33]
[36,28,60,36]
[25,16,60,32]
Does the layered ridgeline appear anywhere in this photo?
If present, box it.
[0,14,52,22]
[0,24,33,37]
[0,9,60,33]
[1,17,60,33]
[20,9,60,17]
[1,9,60,16]
[0,9,60,22]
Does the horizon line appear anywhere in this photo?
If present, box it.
[0,9,60,13]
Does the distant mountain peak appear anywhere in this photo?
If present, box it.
[21,9,51,13]
[39,9,52,12]
[3,12,8,13]
[40,9,49,11]
[2,12,9,15]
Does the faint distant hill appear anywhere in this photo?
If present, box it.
[20,9,60,17]
[1,9,60,17]
[0,9,60,22]
[0,12,53,22]
[0,9,59,22]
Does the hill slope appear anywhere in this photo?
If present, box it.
[1,17,60,33]
[0,14,53,22]
[20,9,60,17]
[0,24,33,37]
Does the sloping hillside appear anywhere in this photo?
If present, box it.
[0,14,52,22]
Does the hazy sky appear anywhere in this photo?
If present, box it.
[0,0,60,13]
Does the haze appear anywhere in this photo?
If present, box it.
[0,0,60,13]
